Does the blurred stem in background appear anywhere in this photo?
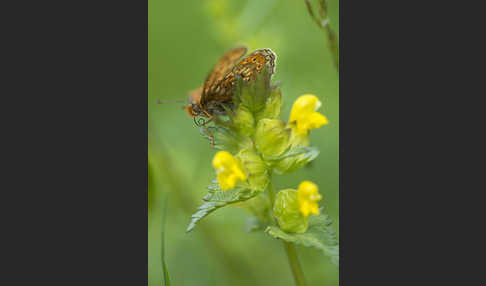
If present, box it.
[149,133,261,286]
[268,174,307,286]
[160,191,170,286]
[304,0,339,71]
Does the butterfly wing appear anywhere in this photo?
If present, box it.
[204,49,277,105]
[201,46,248,105]
[229,48,277,82]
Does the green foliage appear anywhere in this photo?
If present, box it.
[265,214,339,265]
[269,146,320,174]
[203,125,253,153]
[186,186,260,232]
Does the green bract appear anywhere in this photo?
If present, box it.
[256,87,282,121]
[232,106,255,137]
[236,148,269,191]
[273,189,308,233]
[255,119,290,157]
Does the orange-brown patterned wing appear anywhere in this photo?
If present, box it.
[202,46,248,97]
[202,49,277,106]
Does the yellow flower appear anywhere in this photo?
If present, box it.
[297,181,322,216]
[212,151,247,191]
[289,94,328,134]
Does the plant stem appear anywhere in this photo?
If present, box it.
[268,175,307,286]
[283,241,307,286]
[304,0,339,71]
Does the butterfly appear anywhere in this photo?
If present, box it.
[186,46,276,125]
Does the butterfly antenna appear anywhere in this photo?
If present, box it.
[156,99,186,104]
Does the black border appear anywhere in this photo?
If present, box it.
[5,0,148,284]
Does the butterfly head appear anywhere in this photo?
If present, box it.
[186,103,202,117]
[186,86,204,117]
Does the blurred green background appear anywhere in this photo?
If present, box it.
[148,0,339,285]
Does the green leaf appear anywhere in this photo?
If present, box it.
[201,125,252,153]
[265,146,318,161]
[265,214,339,265]
[266,146,320,174]
[186,187,260,232]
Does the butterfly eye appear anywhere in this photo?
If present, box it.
[252,57,257,62]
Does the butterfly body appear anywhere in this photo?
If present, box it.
[187,47,276,119]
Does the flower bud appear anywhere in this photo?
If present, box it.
[273,189,309,233]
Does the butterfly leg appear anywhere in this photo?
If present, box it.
[201,114,215,148]
[202,125,215,148]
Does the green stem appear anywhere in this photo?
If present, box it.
[283,241,307,286]
[268,175,307,286]
[304,0,339,71]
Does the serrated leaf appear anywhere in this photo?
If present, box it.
[265,214,339,265]
[273,146,320,174]
[266,146,318,161]
[201,125,252,153]
[186,187,259,232]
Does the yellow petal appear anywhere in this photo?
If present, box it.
[297,181,322,217]
[217,172,232,190]
[212,151,234,170]
[289,94,328,134]
[212,151,247,191]
[289,94,321,123]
